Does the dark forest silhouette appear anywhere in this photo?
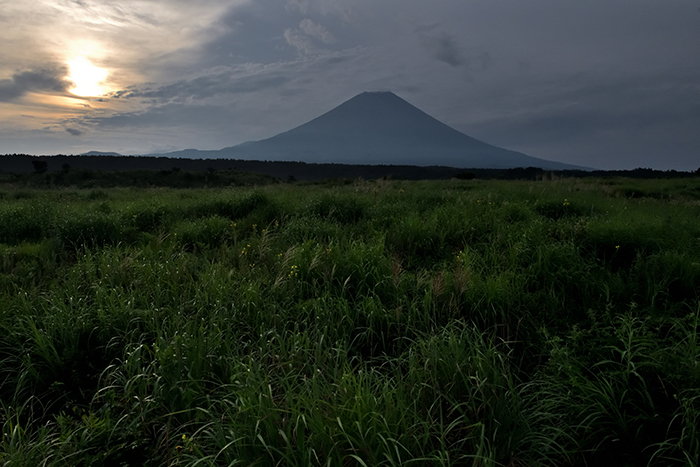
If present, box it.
[0,154,696,188]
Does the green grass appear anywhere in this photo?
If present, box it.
[1,177,699,465]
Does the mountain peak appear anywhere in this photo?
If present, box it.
[354,90,400,99]
[296,91,444,137]
[337,90,410,108]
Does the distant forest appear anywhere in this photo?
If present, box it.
[1,154,697,188]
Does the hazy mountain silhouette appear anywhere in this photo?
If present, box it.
[82,151,123,156]
[149,92,585,169]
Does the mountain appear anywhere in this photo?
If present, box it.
[81,151,123,156]
[155,92,585,170]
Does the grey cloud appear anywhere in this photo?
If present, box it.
[90,103,235,130]
[299,18,336,44]
[285,0,309,14]
[283,0,358,24]
[416,26,464,67]
[194,0,359,68]
[466,71,700,168]
[108,89,137,99]
[83,101,271,151]
[0,67,71,102]
[66,128,82,136]
[284,27,316,54]
[110,45,358,104]
[57,0,163,29]
[110,66,294,103]
[81,50,365,145]
[285,18,336,55]
[196,2,298,66]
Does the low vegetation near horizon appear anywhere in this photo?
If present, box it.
[1,178,700,466]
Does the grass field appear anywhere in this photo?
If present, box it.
[1,177,699,466]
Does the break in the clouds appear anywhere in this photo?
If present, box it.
[0,0,699,170]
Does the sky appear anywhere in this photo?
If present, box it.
[0,0,699,170]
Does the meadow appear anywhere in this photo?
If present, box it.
[0,177,699,466]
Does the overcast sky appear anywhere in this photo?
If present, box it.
[1,0,699,170]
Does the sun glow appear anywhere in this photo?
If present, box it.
[67,57,108,97]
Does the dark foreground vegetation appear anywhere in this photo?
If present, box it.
[2,153,698,183]
[1,177,699,466]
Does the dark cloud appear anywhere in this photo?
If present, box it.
[66,128,82,136]
[467,71,700,169]
[190,1,312,67]
[108,89,136,99]
[481,72,699,142]
[0,67,71,101]
[190,0,358,69]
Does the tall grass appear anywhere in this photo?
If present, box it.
[1,178,699,465]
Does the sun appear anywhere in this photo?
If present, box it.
[67,57,108,97]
